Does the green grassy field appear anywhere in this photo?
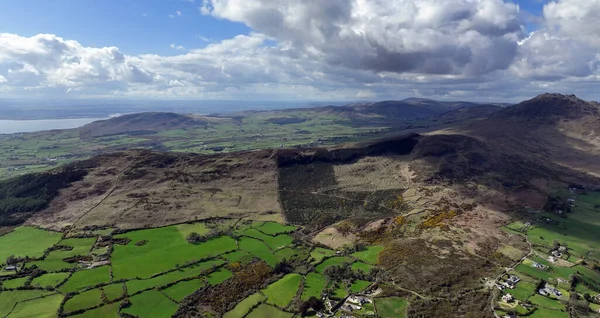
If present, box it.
[7,293,63,318]
[315,256,353,273]
[102,283,125,301]
[63,289,103,314]
[351,245,384,265]
[242,229,293,250]
[2,277,29,289]
[310,247,335,265]
[0,227,62,262]
[28,254,75,271]
[574,265,600,289]
[111,226,236,279]
[301,273,326,300]
[71,302,120,318]
[126,259,223,294]
[515,263,552,281]
[30,272,70,288]
[246,304,293,318]
[352,261,375,273]
[274,247,300,262]
[375,296,408,318]
[221,251,253,264]
[60,266,111,293]
[206,268,233,285]
[510,281,536,300]
[122,289,179,318]
[574,281,597,295]
[35,237,97,272]
[238,237,279,267]
[527,193,600,260]
[528,307,569,318]
[350,280,371,293]
[224,292,267,318]
[162,279,205,302]
[263,273,302,308]
[0,290,54,317]
[0,221,376,317]
[58,237,97,256]
[332,283,348,299]
[529,294,566,311]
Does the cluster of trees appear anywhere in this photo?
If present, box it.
[299,296,325,315]
[186,230,224,244]
[0,169,87,225]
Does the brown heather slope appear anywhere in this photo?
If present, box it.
[25,149,281,230]
[15,127,590,231]
[465,93,600,179]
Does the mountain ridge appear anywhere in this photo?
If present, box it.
[79,112,208,139]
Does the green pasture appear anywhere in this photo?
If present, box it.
[527,193,600,260]
[0,290,54,317]
[529,294,566,310]
[126,259,223,294]
[332,283,348,299]
[162,279,205,302]
[7,293,63,318]
[31,272,70,288]
[63,289,103,314]
[315,257,353,273]
[111,226,236,279]
[122,289,179,318]
[28,255,74,272]
[309,247,335,264]
[71,302,120,318]
[301,273,326,300]
[274,248,299,261]
[528,307,568,318]
[102,283,125,301]
[0,226,62,262]
[352,261,375,273]
[206,268,233,285]
[511,281,536,300]
[351,245,384,265]
[2,277,29,289]
[263,273,302,308]
[60,266,110,293]
[224,292,266,318]
[238,237,278,267]
[515,262,552,281]
[37,237,97,271]
[242,228,293,250]
[221,251,253,264]
[246,304,293,318]
[57,237,97,256]
[350,280,371,293]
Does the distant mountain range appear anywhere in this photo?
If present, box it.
[2,93,600,317]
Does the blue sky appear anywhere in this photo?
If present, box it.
[0,0,250,55]
[0,0,546,55]
[0,0,598,102]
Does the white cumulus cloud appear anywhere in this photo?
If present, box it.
[1,0,600,101]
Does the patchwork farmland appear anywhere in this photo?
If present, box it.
[0,220,386,317]
[494,191,600,317]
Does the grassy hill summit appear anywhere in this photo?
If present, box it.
[0,94,600,317]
